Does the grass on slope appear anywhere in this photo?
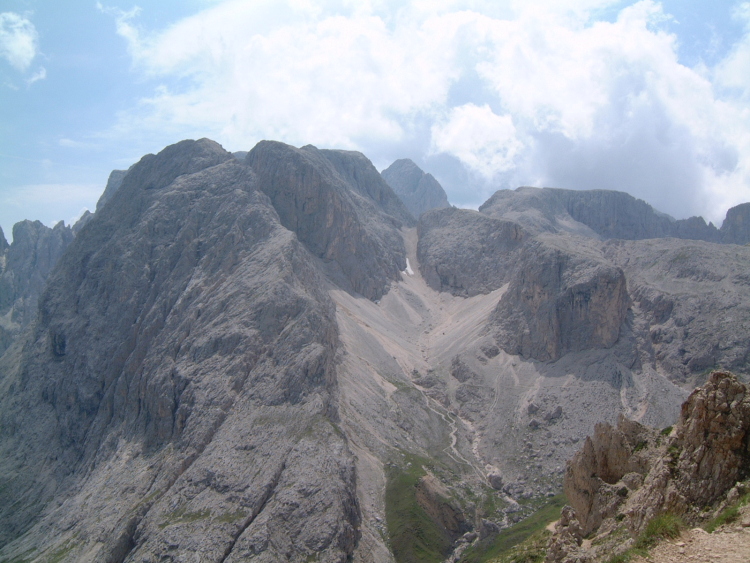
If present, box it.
[605,512,685,563]
[385,453,452,563]
[460,494,566,563]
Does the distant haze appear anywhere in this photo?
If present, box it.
[1,0,749,236]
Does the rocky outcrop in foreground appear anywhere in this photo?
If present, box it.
[548,370,750,562]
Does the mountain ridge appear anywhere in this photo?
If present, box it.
[0,137,748,563]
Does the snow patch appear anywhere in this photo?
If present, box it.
[403,258,414,276]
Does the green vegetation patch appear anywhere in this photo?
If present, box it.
[385,453,452,563]
[216,509,249,524]
[634,512,684,550]
[605,512,685,563]
[704,488,750,533]
[45,540,77,563]
[486,529,550,563]
[460,494,566,563]
[158,506,212,529]
[632,440,648,453]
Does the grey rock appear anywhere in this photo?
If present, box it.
[491,238,629,362]
[247,141,410,300]
[480,187,724,242]
[96,169,128,212]
[720,202,750,244]
[604,238,750,382]
[0,139,359,562]
[417,207,526,296]
[381,159,450,218]
[0,219,74,357]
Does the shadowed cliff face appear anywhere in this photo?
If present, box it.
[381,158,450,219]
[490,239,630,362]
[247,141,411,300]
[722,202,750,244]
[417,207,526,297]
[0,139,359,562]
[0,220,75,356]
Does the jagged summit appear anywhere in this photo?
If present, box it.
[381,158,450,218]
[0,219,74,356]
[1,137,749,563]
[0,138,359,561]
[547,370,750,562]
[247,140,411,300]
[722,201,750,244]
[480,186,748,243]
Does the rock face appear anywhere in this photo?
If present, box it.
[246,141,412,300]
[564,415,658,535]
[553,371,750,562]
[0,220,74,356]
[417,207,526,296]
[721,202,750,244]
[96,169,128,212]
[605,239,750,382]
[381,159,450,218]
[480,187,726,242]
[2,138,750,563]
[627,370,750,532]
[0,139,359,562]
[491,240,629,362]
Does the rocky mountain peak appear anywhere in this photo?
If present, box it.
[0,226,8,253]
[381,158,450,218]
[96,169,128,212]
[0,139,359,561]
[246,140,409,300]
[721,201,750,244]
[0,219,74,356]
[480,187,725,243]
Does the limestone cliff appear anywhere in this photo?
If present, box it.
[381,159,450,218]
[549,371,750,562]
[490,238,630,362]
[247,141,411,300]
[480,187,729,243]
[0,220,74,356]
[0,139,359,562]
[721,202,750,244]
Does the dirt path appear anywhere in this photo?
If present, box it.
[632,526,750,563]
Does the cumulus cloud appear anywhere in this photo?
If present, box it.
[431,104,523,178]
[0,12,39,71]
[101,0,750,222]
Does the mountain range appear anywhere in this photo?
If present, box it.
[0,138,748,563]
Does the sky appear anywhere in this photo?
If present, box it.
[1,0,749,239]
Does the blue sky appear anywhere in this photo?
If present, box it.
[1,0,749,238]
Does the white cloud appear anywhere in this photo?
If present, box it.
[26,66,46,84]
[0,12,39,71]
[100,0,750,222]
[431,104,522,177]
